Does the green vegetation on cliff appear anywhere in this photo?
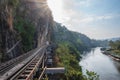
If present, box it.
[8,0,19,7]
[14,16,35,52]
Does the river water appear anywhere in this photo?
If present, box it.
[80,47,120,80]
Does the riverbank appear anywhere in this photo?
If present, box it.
[102,51,120,62]
[80,47,120,80]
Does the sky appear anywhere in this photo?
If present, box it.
[47,0,120,39]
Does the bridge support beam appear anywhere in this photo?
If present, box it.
[44,67,65,74]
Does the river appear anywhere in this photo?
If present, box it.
[80,47,120,80]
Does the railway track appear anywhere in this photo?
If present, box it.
[9,48,46,80]
[0,45,47,80]
[0,48,38,76]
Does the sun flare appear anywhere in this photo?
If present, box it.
[47,0,64,22]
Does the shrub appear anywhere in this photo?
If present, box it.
[8,0,19,7]
[14,17,35,52]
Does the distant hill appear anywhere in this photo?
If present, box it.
[52,22,109,52]
[107,37,120,41]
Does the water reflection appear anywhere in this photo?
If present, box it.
[113,61,120,73]
[80,47,120,80]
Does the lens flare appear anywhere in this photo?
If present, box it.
[47,0,64,22]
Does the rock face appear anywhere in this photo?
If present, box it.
[0,0,53,62]
[0,0,23,62]
[18,0,53,47]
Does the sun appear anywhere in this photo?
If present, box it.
[47,0,64,22]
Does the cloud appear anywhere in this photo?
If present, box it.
[97,15,113,20]
[62,0,120,24]
[63,10,116,25]
[77,0,92,6]
[80,17,94,23]
[54,0,120,39]
[79,15,116,23]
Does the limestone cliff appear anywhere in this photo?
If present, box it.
[17,0,53,47]
[0,0,53,62]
